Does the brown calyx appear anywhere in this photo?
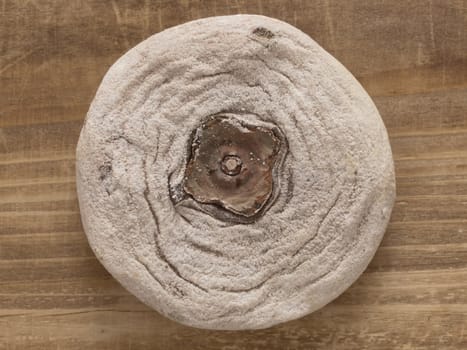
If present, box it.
[183,115,283,218]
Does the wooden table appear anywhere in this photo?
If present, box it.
[1,1,467,349]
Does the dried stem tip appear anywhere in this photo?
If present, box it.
[183,115,282,217]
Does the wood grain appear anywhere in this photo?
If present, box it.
[1,0,467,348]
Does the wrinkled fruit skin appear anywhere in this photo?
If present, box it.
[76,15,395,330]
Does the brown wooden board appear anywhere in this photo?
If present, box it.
[1,0,467,349]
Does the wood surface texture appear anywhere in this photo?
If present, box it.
[1,0,467,349]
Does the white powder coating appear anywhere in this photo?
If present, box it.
[76,15,395,330]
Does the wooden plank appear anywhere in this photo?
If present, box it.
[1,0,467,348]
